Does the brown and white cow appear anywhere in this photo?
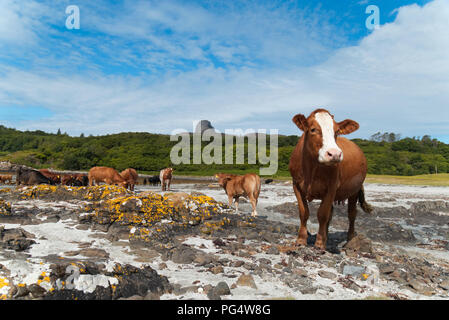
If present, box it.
[88,166,128,188]
[288,108,372,250]
[120,168,138,191]
[215,173,261,217]
[160,168,173,191]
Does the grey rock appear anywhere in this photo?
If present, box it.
[318,270,337,280]
[266,246,280,255]
[342,265,365,278]
[213,281,231,296]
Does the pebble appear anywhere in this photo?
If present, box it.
[236,274,257,289]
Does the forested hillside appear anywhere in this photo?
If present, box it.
[0,125,448,176]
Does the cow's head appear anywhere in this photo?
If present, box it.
[214,173,233,187]
[292,109,359,165]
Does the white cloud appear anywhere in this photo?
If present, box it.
[0,0,448,142]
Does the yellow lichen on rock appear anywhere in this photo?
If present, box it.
[0,199,11,215]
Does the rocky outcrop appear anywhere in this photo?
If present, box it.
[194,120,215,134]
[0,184,448,300]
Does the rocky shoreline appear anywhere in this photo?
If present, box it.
[0,183,448,300]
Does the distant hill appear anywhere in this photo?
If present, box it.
[0,125,448,176]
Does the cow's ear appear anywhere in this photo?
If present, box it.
[337,119,359,135]
[292,114,308,132]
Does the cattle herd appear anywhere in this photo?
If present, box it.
[0,109,372,251]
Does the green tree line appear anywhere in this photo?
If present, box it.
[0,125,448,176]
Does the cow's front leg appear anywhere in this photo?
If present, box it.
[234,196,240,214]
[293,182,309,246]
[315,191,336,250]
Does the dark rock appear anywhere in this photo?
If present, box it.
[28,284,46,298]
[207,290,221,300]
[213,281,231,296]
[366,223,416,244]
[379,264,395,275]
[0,227,36,251]
[213,238,226,247]
[45,263,171,300]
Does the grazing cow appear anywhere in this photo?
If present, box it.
[148,175,160,186]
[39,169,61,185]
[61,174,76,186]
[215,173,261,217]
[61,174,88,186]
[16,167,54,186]
[75,174,89,186]
[120,168,138,191]
[288,108,372,250]
[160,168,173,191]
[0,175,13,184]
[88,166,128,188]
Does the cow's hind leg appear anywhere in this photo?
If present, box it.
[234,196,240,214]
[249,194,257,217]
[347,194,358,241]
[293,182,309,246]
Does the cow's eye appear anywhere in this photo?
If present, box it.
[310,128,316,133]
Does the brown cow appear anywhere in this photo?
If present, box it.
[160,168,173,191]
[0,175,13,184]
[62,174,89,186]
[88,166,128,188]
[215,173,261,217]
[120,168,138,191]
[61,174,76,186]
[289,108,372,250]
[0,174,12,184]
[39,169,61,185]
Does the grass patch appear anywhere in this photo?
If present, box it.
[365,173,449,186]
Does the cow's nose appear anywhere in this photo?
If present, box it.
[326,148,342,162]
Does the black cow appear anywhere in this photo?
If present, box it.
[16,167,54,186]
[148,175,161,186]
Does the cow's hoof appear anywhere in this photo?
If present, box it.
[251,212,258,217]
[295,238,307,246]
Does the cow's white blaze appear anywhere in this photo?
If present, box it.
[314,112,343,163]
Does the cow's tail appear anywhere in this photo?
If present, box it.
[358,185,373,214]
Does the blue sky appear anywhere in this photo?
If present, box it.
[0,0,448,142]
